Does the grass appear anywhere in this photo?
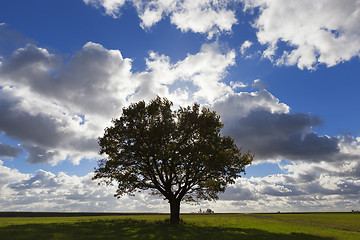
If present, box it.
[0,213,359,240]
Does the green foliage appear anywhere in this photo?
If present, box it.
[94,97,253,218]
[1,213,359,240]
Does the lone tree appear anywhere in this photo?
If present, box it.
[93,97,253,224]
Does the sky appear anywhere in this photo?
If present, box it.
[0,0,360,213]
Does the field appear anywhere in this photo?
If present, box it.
[0,213,359,240]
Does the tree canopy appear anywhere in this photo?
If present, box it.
[93,97,253,223]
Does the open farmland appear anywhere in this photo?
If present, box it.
[0,213,359,240]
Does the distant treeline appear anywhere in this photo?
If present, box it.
[0,212,168,218]
[0,211,357,218]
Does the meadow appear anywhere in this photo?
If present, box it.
[0,213,359,240]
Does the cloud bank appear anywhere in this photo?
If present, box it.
[218,160,360,212]
[0,160,168,212]
[1,159,360,212]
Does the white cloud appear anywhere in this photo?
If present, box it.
[230,81,247,89]
[168,0,237,38]
[214,88,290,118]
[240,40,253,55]
[173,43,236,103]
[0,165,169,212]
[133,0,176,28]
[241,0,360,70]
[84,0,238,38]
[216,160,360,213]
[0,161,29,202]
[83,0,360,67]
[130,42,236,105]
[251,79,265,90]
[83,0,360,68]
[83,0,126,17]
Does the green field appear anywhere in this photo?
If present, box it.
[0,213,359,240]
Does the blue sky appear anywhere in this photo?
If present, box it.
[0,0,360,213]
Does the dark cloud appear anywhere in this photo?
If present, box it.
[24,145,58,164]
[0,42,134,165]
[219,185,257,201]
[303,180,360,196]
[0,43,128,116]
[213,91,360,163]
[1,44,55,74]
[65,191,89,202]
[0,143,22,158]
[0,92,98,164]
[0,40,137,117]
[9,170,59,190]
[0,95,63,147]
[284,172,319,184]
[261,185,305,197]
[223,109,341,161]
[0,44,60,95]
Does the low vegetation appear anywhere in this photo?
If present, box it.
[0,213,359,240]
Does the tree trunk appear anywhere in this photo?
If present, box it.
[169,199,181,224]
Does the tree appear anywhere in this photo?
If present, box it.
[205,208,214,214]
[93,97,253,224]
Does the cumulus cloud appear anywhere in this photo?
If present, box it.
[241,0,360,69]
[228,109,339,161]
[0,43,138,164]
[84,0,238,38]
[213,89,360,162]
[166,0,237,38]
[0,44,114,164]
[128,42,236,105]
[0,164,169,212]
[0,41,235,165]
[0,160,29,200]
